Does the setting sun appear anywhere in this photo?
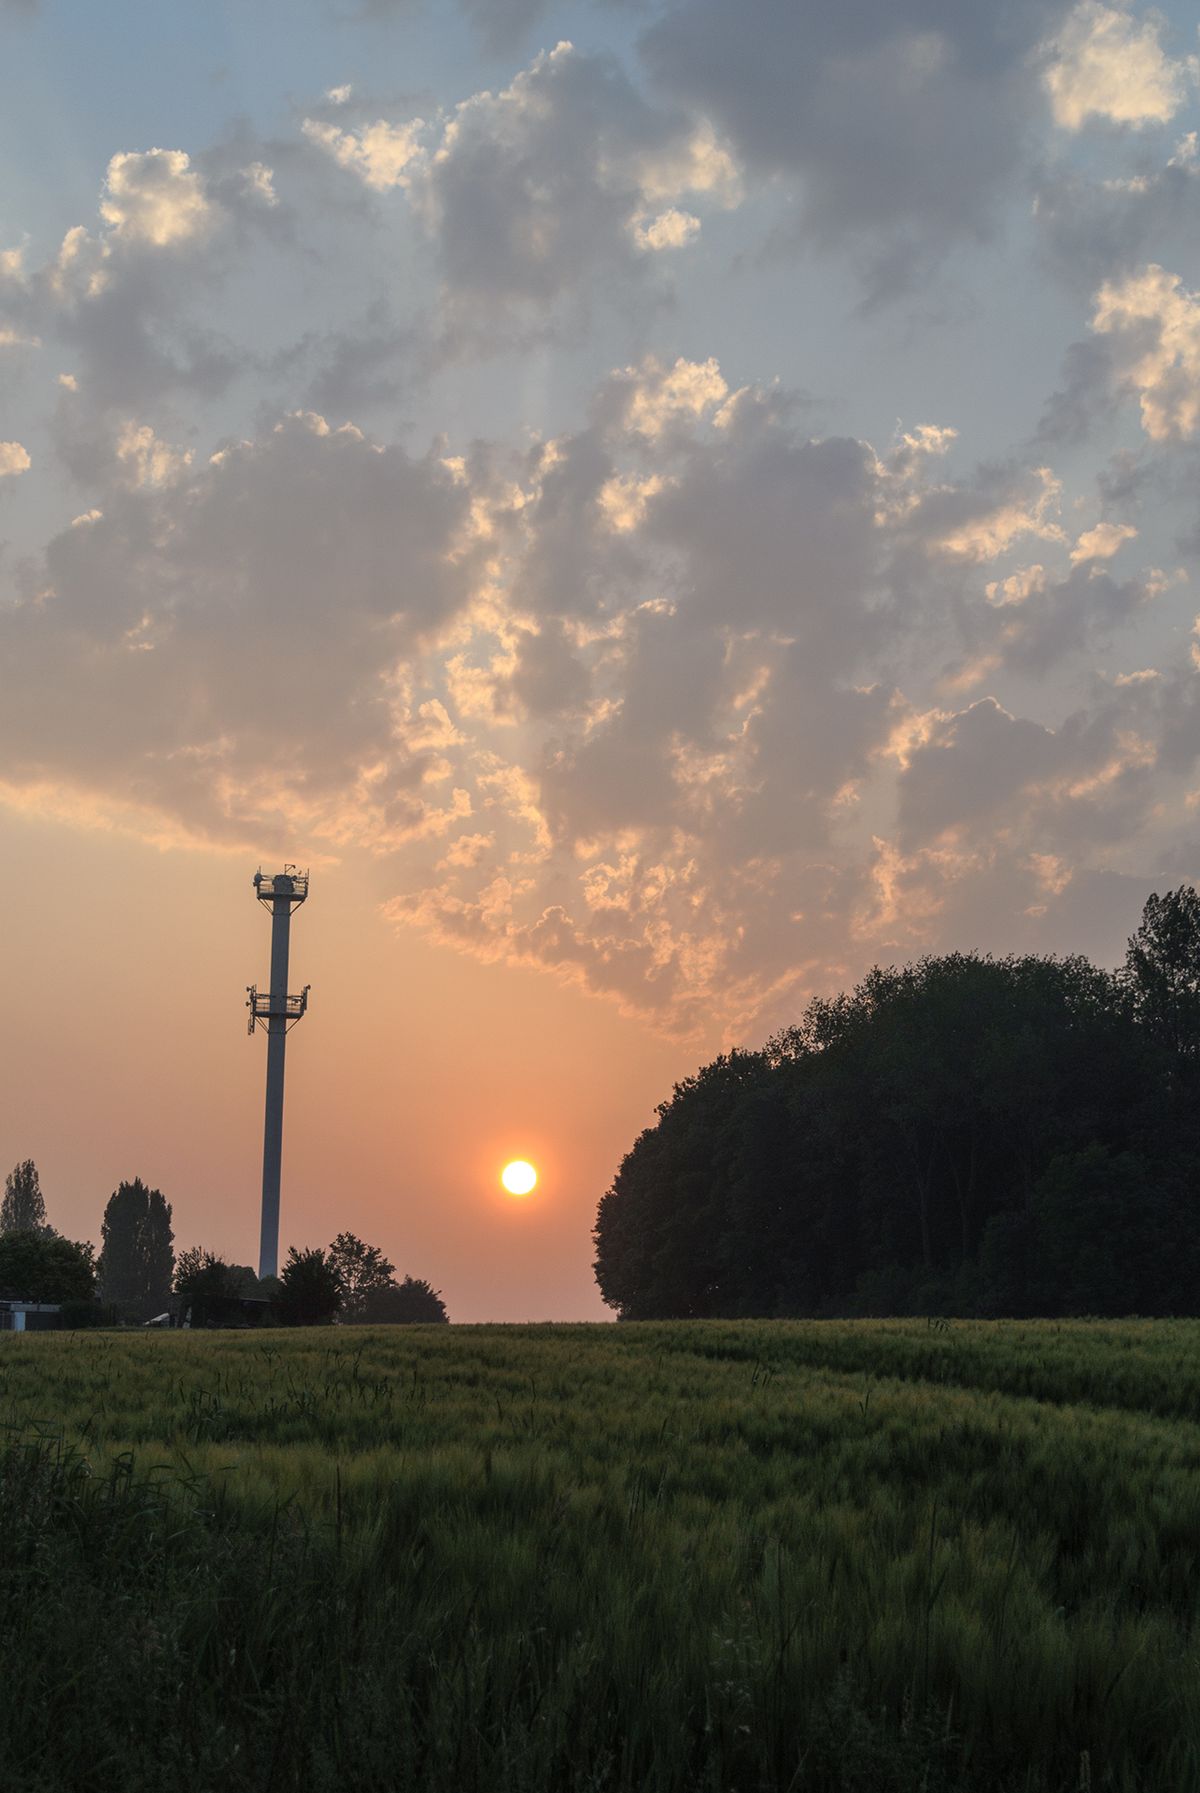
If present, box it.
[501,1159,538,1197]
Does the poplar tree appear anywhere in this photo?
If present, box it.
[99,1179,175,1319]
[1,1161,49,1235]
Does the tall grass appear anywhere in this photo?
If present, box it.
[1,1320,1197,1790]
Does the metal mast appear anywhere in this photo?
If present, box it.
[246,867,310,1280]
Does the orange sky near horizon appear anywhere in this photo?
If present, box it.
[0,808,697,1321]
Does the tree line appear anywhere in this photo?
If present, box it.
[0,1166,447,1325]
[594,888,1200,1320]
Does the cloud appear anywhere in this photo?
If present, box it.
[0,335,1188,1035]
[303,43,740,344]
[456,0,556,56]
[1033,145,1200,295]
[279,300,418,418]
[301,116,426,191]
[1091,263,1200,439]
[930,467,1067,562]
[638,0,1073,290]
[1043,2,1193,131]
[957,562,1150,684]
[631,207,700,251]
[1071,519,1137,561]
[620,353,729,439]
[896,691,1159,860]
[113,420,192,489]
[99,149,215,248]
[0,144,266,415]
[0,440,30,477]
[353,0,650,60]
[0,410,481,848]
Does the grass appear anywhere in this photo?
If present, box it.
[1,1319,1198,1791]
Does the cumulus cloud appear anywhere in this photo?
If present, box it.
[301,116,426,191]
[0,340,1188,1032]
[930,467,1067,562]
[1033,145,1200,296]
[1091,263,1200,440]
[0,411,481,848]
[3,41,1199,1038]
[1071,519,1137,561]
[99,149,215,247]
[631,207,700,251]
[302,42,740,343]
[0,441,30,478]
[0,144,261,415]
[638,0,1074,290]
[1043,2,1193,131]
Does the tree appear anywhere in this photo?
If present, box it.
[275,1247,343,1326]
[1029,1146,1185,1317]
[352,1277,449,1324]
[327,1232,396,1319]
[1125,887,1200,1068]
[2,1161,49,1235]
[0,1229,95,1303]
[174,1250,263,1326]
[99,1180,175,1320]
[594,936,1165,1320]
[593,1051,775,1320]
[174,1249,260,1300]
[175,1248,234,1300]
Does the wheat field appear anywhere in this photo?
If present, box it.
[2,1319,1198,1791]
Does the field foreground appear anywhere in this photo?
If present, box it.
[2,1319,1199,1792]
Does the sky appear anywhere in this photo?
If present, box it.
[2,0,1200,1318]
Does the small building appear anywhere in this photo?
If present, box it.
[0,1299,64,1333]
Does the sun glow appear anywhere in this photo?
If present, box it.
[501,1159,538,1196]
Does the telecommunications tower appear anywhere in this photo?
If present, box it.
[246,867,310,1280]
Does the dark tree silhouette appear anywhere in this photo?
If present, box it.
[174,1250,261,1325]
[99,1180,175,1320]
[1125,886,1200,1068]
[2,1161,49,1235]
[0,1229,95,1303]
[351,1277,449,1324]
[175,1248,236,1300]
[595,926,1190,1320]
[275,1247,343,1326]
[327,1232,396,1319]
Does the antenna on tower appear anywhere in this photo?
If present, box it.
[247,865,310,1281]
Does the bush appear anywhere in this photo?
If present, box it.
[0,1230,95,1304]
[350,1277,449,1325]
[274,1247,343,1326]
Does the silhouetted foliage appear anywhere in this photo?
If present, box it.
[175,1248,233,1303]
[275,1247,343,1326]
[99,1180,175,1321]
[1,1161,49,1236]
[1125,886,1200,1069]
[174,1251,268,1327]
[327,1232,396,1318]
[0,1230,95,1303]
[350,1277,449,1325]
[595,894,1200,1319]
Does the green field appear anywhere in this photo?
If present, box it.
[2,1321,1199,1792]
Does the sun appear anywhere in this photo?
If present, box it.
[501,1159,538,1197]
